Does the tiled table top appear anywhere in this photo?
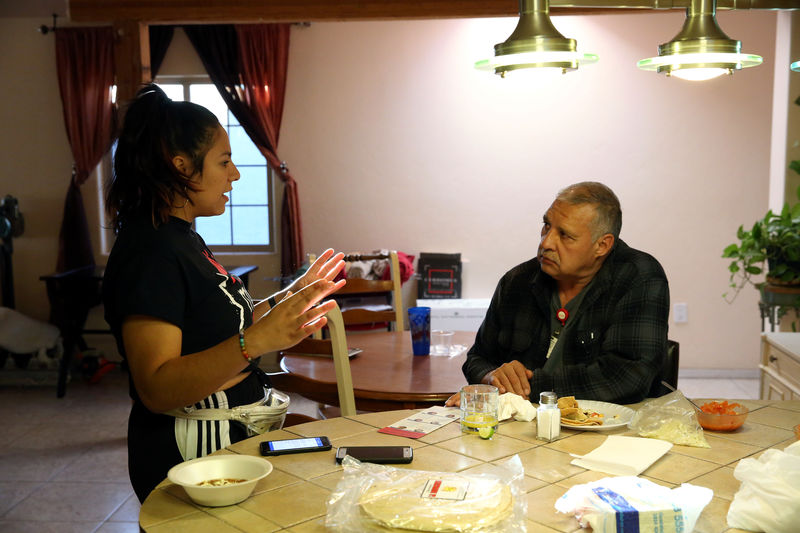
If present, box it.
[140,399,800,533]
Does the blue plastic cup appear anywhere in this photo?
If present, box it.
[407,306,431,356]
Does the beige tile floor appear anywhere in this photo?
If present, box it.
[0,363,759,532]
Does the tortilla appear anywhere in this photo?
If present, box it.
[359,473,513,532]
[558,396,604,426]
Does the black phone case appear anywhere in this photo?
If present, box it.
[335,446,413,464]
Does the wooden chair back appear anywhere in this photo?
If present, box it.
[333,251,404,330]
[280,302,356,416]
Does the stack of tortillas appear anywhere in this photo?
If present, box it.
[558,396,603,426]
[358,472,513,531]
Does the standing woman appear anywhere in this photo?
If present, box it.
[103,84,345,502]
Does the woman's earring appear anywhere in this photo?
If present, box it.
[179,186,189,208]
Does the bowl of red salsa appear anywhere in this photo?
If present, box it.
[696,400,748,431]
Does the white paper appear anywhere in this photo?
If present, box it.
[570,435,672,476]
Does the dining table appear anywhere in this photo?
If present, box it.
[139,398,800,533]
[270,330,475,411]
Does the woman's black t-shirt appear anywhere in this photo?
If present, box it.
[102,215,260,502]
[104,215,255,384]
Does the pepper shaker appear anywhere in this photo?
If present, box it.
[537,391,560,442]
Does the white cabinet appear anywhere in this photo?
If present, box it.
[760,333,800,400]
[417,298,490,332]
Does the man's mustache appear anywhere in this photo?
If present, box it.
[539,252,559,265]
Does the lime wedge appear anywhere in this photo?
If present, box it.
[478,426,494,439]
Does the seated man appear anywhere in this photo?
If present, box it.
[448,181,669,405]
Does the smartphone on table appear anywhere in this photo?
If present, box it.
[335,445,413,464]
[260,436,332,456]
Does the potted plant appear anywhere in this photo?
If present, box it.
[723,95,800,303]
[722,186,800,301]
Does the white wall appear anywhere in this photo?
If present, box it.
[0,17,75,317]
[280,12,776,370]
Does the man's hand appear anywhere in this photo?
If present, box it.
[482,361,532,397]
[444,360,533,408]
[444,392,461,407]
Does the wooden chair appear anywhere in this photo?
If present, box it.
[333,251,405,331]
[278,301,357,416]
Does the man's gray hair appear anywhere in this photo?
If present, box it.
[556,181,622,241]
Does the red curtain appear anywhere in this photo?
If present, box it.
[184,24,302,276]
[54,27,115,272]
[235,25,303,277]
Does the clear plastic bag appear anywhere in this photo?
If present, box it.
[555,476,713,533]
[628,390,709,448]
[326,454,527,532]
[727,440,800,533]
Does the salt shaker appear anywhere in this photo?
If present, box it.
[537,391,560,442]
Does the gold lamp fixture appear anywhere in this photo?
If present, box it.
[637,0,762,81]
[474,0,598,77]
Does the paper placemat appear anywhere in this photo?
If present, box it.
[378,406,461,438]
[570,435,672,476]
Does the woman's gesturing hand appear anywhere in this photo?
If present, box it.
[247,278,346,355]
[289,248,345,292]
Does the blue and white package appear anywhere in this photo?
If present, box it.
[554,476,713,533]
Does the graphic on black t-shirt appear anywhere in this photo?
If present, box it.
[202,250,254,331]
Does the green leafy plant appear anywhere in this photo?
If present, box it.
[724,95,800,302]
[723,187,800,302]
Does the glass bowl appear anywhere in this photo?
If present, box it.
[696,400,748,432]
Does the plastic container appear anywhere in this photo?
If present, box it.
[696,400,748,431]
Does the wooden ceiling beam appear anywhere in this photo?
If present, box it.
[67,0,800,23]
[68,0,670,24]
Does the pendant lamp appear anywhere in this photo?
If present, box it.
[637,0,762,81]
[474,0,597,77]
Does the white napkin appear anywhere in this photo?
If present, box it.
[498,393,537,422]
[570,435,672,476]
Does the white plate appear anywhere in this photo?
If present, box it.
[560,400,636,431]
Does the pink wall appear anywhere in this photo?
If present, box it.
[280,12,776,370]
[0,10,786,371]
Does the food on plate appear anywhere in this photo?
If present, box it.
[196,478,247,487]
[557,396,604,426]
[359,473,513,531]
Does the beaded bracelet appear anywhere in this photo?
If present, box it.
[238,330,252,362]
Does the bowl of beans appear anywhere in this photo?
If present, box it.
[696,400,748,432]
[167,453,272,506]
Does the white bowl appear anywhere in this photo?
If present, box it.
[167,454,273,507]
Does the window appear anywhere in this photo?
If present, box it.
[156,79,273,252]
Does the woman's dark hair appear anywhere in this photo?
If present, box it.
[106,84,220,232]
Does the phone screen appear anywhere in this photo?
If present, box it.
[267,437,324,452]
[260,436,331,455]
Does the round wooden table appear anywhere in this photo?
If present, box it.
[271,330,475,411]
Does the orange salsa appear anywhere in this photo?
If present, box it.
[700,400,741,415]
[697,400,747,431]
